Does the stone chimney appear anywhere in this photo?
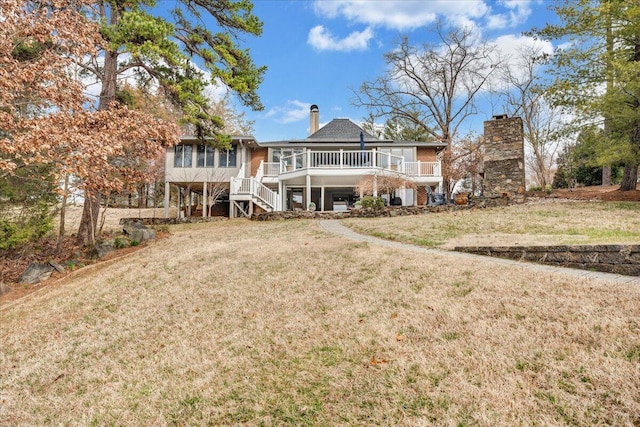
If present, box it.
[309,104,319,135]
[483,115,525,197]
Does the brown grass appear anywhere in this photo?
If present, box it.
[344,198,640,248]
[1,212,639,426]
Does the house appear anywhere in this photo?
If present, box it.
[163,105,446,218]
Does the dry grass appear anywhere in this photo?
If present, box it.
[1,214,639,426]
[344,199,640,248]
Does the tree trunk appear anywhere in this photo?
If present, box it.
[75,45,119,246]
[603,6,613,187]
[56,174,69,252]
[76,192,101,246]
[602,166,612,186]
[620,114,640,191]
[619,165,638,191]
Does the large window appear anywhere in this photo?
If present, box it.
[174,144,193,168]
[197,145,215,167]
[219,145,237,168]
[271,148,304,168]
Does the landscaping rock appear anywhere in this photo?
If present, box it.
[49,261,66,273]
[19,263,54,284]
[123,221,157,243]
[0,282,11,296]
[95,242,114,259]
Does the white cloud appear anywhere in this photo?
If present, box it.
[486,0,533,29]
[493,33,553,62]
[265,100,311,124]
[313,0,488,31]
[312,0,538,34]
[308,25,374,52]
[486,34,554,90]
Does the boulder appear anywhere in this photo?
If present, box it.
[0,282,11,296]
[95,242,115,259]
[123,222,157,243]
[49,261,66,273]
[19,263,54,284]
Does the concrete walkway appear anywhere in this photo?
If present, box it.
[318,220,640,286]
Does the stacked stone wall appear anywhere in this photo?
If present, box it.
[483,116,525,197]
[455,245,640,276]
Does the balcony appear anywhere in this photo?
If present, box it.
[261,150,440,179]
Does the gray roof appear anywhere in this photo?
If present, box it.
[308,118,378,141]
[259,117,447,148]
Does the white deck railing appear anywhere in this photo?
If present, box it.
[230,177,279,211]
[404,161,441,176]
[271,150,440,177]
[263,162,281,176]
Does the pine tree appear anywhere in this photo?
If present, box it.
[532,0,639,190]
[75,0,266,245]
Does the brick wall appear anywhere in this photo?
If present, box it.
[250,147,268,176]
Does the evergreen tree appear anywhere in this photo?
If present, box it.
[532,0,639,190]
[75,0,266,245]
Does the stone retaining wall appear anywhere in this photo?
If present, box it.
[119,216,227,226]
[454,245,640,277]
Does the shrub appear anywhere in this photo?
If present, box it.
[113,236,128,249]
[0,203,54,250]
[361,196,384,209]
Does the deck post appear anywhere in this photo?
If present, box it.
[373,175,378,197]
[163,181,170,218]
[306,175,311,210]
[202,181,208,217]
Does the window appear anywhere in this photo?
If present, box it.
[219,145,237,168]
[174,145,193,168]
[197,145,215,167]
[272,148,304,168]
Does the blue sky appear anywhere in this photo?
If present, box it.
[225,0,559,142]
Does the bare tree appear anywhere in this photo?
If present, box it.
[447,133,485,195]
[204,169,230,216]
[498,44,564,188]
[355,173,417,199]
[352,22,500,195]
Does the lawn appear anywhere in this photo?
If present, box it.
[1,201,639,426]
[343,199,640,248]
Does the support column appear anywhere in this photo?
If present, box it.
[177,188,181,218]
[373,175,378,197]
[320,186,325,212]
[202,182,208,217]
[282,184,287,211]
[306,175,311,210]
[164,181,170,218]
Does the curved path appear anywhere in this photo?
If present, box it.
[318,220,640,285]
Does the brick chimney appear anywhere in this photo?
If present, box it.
[309,104,319,135]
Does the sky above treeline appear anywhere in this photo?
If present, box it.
[207,0,560,141]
